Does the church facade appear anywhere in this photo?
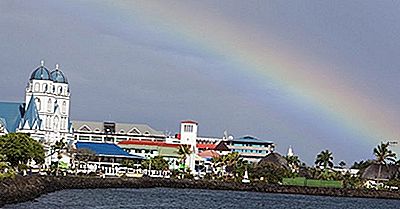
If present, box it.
[0,61,73,166]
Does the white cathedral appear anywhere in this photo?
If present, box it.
[0,61,73,166]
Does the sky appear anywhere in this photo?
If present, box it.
[0,0,399,165]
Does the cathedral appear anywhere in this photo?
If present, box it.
[0,61,73,166]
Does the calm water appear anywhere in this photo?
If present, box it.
[3,188,400,209]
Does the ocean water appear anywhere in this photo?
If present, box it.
[3,188,400,209]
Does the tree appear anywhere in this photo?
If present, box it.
[315,150,334,170]
[373,142,396,181]
[50,139,67,175]
[141,156,169,170]
[0,133,45,172]
[72,148,94,174]
[176,145,192,171]
[374,142,396,164]
[253,162,292,184]
[286,155,301,173]
[339,161,346,168]
[351,160,373,170]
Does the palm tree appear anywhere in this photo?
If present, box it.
[373,142,396,181]
[339,161,346,168]
[72,148,94,175]
[315,150,334,170]
[51,140,67,176]
[286,155,301,172]
[176,145,192,172]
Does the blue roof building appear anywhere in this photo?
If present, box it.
[215,135,275,162]
[0,102,25,133]
[76,141,143,159]
[0,61,73,167]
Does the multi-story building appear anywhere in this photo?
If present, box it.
[0,61,73,166]
[72,121,166,143]
[215,135,275,162]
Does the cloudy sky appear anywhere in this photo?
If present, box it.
[0,0,399,164]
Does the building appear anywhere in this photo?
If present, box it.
[215,135,275,162]
[72,120,166,143]
[75,141,143,176]
[118,140,181,170]
[0,61,73,166]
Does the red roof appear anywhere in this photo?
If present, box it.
[181,120,198,125]
[198,150,220,158]
[196,143,216,150]
[118,140,180,148]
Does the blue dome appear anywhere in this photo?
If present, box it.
[50,69,68,84]
[30,66,51,80]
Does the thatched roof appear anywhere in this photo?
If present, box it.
[198,150,220,159]
[360,163,399,180]
[258,152,289,169]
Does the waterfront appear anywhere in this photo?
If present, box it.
[4,188,400,209]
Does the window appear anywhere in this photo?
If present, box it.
[35,98,41,111]
[184,125,193,132]
[58,86,62,95]
[54,116,59,130]
[92,136,102,141]
[42,83,48,92]
[62,101,66,114]
[79,136,90,141]
[34,83,40,92]
[47,99,52,112]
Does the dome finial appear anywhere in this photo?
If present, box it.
[40,60,45,66]
[55,64,59,70]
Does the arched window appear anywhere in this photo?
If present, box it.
[62,101,67,114]
[47,99,52,112]
[47,116,51,129]
[35,98,41,111]
[58,86,62,95]
[34,83,40,92]
[42,83,48,92]
[54,116,59,130]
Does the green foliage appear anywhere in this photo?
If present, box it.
[351,160,373,170]
[73,148,94,162]
[177,145,192,161]
[374,142,396,164]
[285,155,301,172]
[211,152,248,179]
[315,150,334,169]
[252,162,293,184]
[0,133,45,170]
[141,156,169,170]
[342,173,364,189]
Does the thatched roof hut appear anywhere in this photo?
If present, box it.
[258,152,289,169]
[360,163,399,181]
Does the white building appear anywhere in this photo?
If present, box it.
[0,61,73,166]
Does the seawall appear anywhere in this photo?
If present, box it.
[1,176,400,207]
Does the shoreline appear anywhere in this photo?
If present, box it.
[1,176,400,207]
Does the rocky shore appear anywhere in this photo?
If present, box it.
[1,176,400,207]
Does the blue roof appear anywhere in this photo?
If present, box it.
[30,66,51,80]
[76,142,143,159]
[0,102,24,132]
[232,135,274,144]
[22,96,41,129]
[50,70,68,84]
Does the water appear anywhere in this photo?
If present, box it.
[3,188,400,209]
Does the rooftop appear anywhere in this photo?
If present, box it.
[231,135,274,144]
[76,141,143,159]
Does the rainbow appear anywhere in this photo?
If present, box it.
[103,1,398,145]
